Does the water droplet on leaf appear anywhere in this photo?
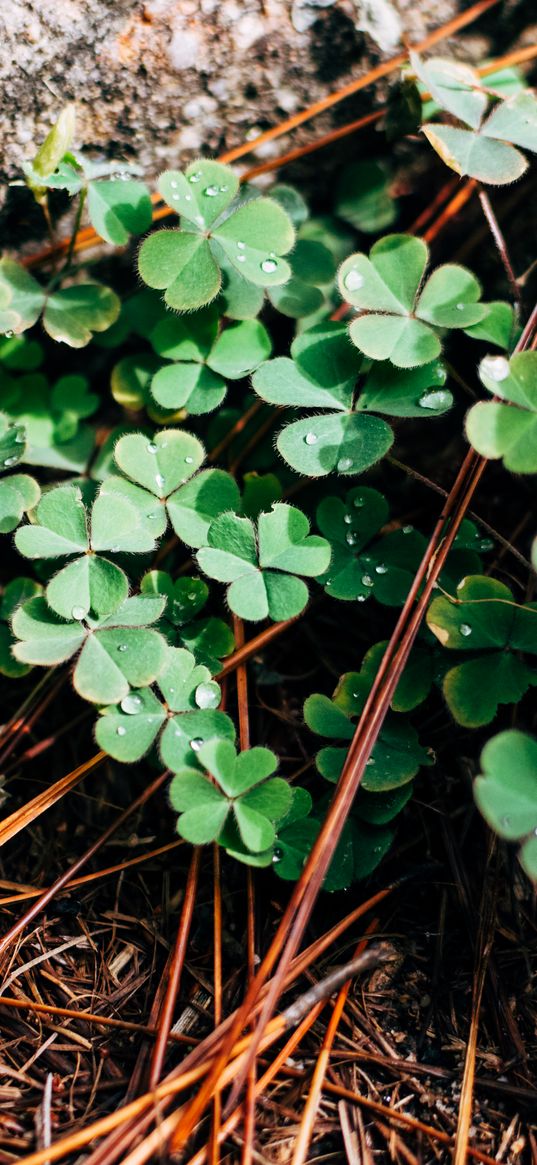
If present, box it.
[418,390,450,410]
[204,185,220,197]
[71,606,86,620]
[402,525,413,534]
[261,258,278,274]
[337,457,353,472]
[481,355,510,382]
[195,681,220,709]
[121,693,143,714]
[117,644,128,653]
[116,725,126,736]
[459,623,472,637]
[147,441,158,454]
[155,473,165,490]
[361,574,374,587]
[237,241,245,249]
[344,269,364,292]
[190,737,204,751]
[375,563,388,575]
[304,432,317,445]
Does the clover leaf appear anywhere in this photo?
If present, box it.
[95,645,234,769]
[169,738,291,851]
[339,234,488,368]
[86,178,153,246]
[1,373,97,472]
[0,577,42,678]
[335,161,397,234]
[197,503,331,622]
[466,352,537,474]
[273,789,396,889]
[138,160,295,312]
[11,593,167,704]
[110,428,241,547]
[15,484,157,620]
[317,486,426,604]
[267,238,336,319]
[252,322,393,476]
[149,307,271,414]
[412,54,537,185]
[0,413,40,534]
[304,671,431,789]
[141,570,234,674]
[474,731,537,880]
[427,575,537,726]
[0,260,120,347]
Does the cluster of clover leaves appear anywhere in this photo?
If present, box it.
[1,59,537,887]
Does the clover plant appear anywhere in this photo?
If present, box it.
[2,69,537,890]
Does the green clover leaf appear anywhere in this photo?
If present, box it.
[466,352,537,474]
[11,593,167,704]
[335,161,398,233]
[339,234,488,368]
[95,645,235,769]
[474,731,537,881]
[149,307,271,415]
[87,178,153,246]
[1,373,96,473]
[197,503,331,622]
[0,577,42,678]
[252,322,393,476]
[15,484,159,619]
[141,570,234,674]
[138,160,295,312]
[112,428,240,547]
[304,671,431,790]
[427,575,537,726]
[169,738,291,852]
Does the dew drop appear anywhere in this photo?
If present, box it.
[366,757,375,766]
[172,194,180,201]
[3,455,18,467]
[402,524,413,534]
[14,431,25,444]
[195,681,220,709]
[356,595,367,602]
[121,693,143,714]
[155,473,165,490]
[500,815,511,829]
[459,623,472,637]
[204,185,220,197]
[481,355,510,382]
[361,574,374,588]
[272,846,283,864]
[116,725,126,736]
[185,193,192,201]
[71,605,86,620]
[189,171,202,184]
[353,495,364,509]
[237,241,245,249]
[110,545,120,553]
[184,455,194,464]
[418,390,450,410]
[147,441,158,454]
[190,737,204,751]
[3,329,14,338]
[375,563,388,575]
[261,258,278,274]
[456,302,465,310]
[117,644,128,653]
[344,269,364,292]
[304,431,318,445]
[479,537,494,552]
[337,457,353,472]
[237,254,246,262]
[187,592,197,601]
[170,179,178,189]
[346,532,357,546]
[343,514,352,525]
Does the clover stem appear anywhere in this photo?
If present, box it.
[478,187,521,315]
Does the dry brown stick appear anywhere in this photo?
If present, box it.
[148,846,202,1089]
[0,751,105,849]
[209,843,223,1165]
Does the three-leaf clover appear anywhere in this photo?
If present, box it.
[252,322,394,476]
[339,234,489,368]
[108,428,241,547]
[196,503,331,622]
[11,593,167,704]
[466,352,537,474]
[149,307,271,414]
[1,373,97,472]
[141,570,234,674]
[138,160,295,311]
[304,671,431,788]
[474,731,537,880]
[427,575,537,726]
[95,645,234,768]
[0,260,120,347]
[15,484,155,620]
[316,486,426,604]
[169,738,292,851]
[412,54,537,185]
